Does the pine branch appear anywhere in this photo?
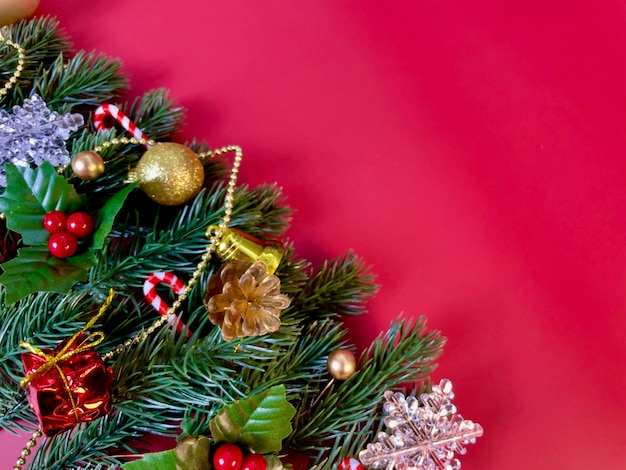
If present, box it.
[32,51,127,113]
[288,317,445,464]
[123,88,185,141]
[284,251,378,324]
[0,17,71,107]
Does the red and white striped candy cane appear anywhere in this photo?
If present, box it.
[337,458,363,470]
[143,272,192,337]
[93,103,150,146]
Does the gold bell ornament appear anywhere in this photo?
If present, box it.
[211,226,284,274]
[128,142,205,206]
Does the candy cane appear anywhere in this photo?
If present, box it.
[143,272,193,337]
[338,458,363,470]
[93,104,150,146]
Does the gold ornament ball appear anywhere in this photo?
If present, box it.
[71,151,105,180]
[135,142,205,206]
[0,0,39,27]
[327,349,357,380]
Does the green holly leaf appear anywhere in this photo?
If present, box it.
[0,247,95,304]
[92,182,137,250]
[121,436,211,470]
[0,163,85,245]
[121,450,178,470]
[209,385,296,454]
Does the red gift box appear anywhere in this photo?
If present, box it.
[21,333,114,436]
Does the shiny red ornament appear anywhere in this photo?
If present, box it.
[43,210,68,234]
[48,231,78,258]
[213,443,244,470]
[21,333,114,436]
[241,454,267,470]
[66,211,95,238]
[338,457,364,470]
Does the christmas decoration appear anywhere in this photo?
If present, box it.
[337,457,363,470]
[94,103,150,143]
[47,230,78,258]
[0,162,134,302]
[128,142,205,206]
[213,443,244,470]
[66,211,95,238]
[241,453,268,470]
[175,435,211,470]
[143,271,193,336]
[19,293,115,436]
[0,16,478,470]
[0,0,39,27]
[0,94,83,187]
[209,385,296,454]
[42,210,68,234]
[327,348,357,380]
[71,150,105,180]
[0,28,25,97]
[359,379,483,469]
[214,227,285,275]
[205,260,290,341]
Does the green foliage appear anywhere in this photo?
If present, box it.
[0,16,446,470]
[210,385,296,453]
[0,247,95,304]
[92,183,137,250]
[0,163,85,245]
[121,449,179,470]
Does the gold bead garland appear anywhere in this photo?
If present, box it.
[0,27,25,98]
[12,428,42,470]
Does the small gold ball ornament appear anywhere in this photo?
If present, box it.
[327,348,357,380]
[71,151,105,180]
[0,0,39,27]
[133,142,205,206]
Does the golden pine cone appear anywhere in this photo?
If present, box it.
[205,261,290,341]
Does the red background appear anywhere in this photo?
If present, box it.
[2,1,626,469]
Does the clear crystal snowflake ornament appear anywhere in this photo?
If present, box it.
[359,379,483,470]
[0,94,84,186]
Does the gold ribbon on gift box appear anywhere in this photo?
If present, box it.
[19,289,115,422]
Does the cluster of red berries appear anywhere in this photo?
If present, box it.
[213,443,267,470]
[43,210,95,258]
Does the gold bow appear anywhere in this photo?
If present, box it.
[20,290,115,422]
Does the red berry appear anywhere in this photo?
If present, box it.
[43,211,68,234]
[66,212,95,238]
[241,454,267,470]
[213,443,243,470]
[48,231,78,258]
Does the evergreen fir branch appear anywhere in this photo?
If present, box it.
[309,418,386,470]
[188,139,230,181]
[32,51,127,113]
[123,88,185,141]
[85,183,293,297]
[31,411,147,470]
[288,317,444,463]
[273,244,311,297]
[0,396,33,434]
[284,251,378,324]
[8,17,71,70]
[1,17,71,107]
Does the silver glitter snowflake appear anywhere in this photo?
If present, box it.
[359,379,483,470]
[0,94,84,186]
